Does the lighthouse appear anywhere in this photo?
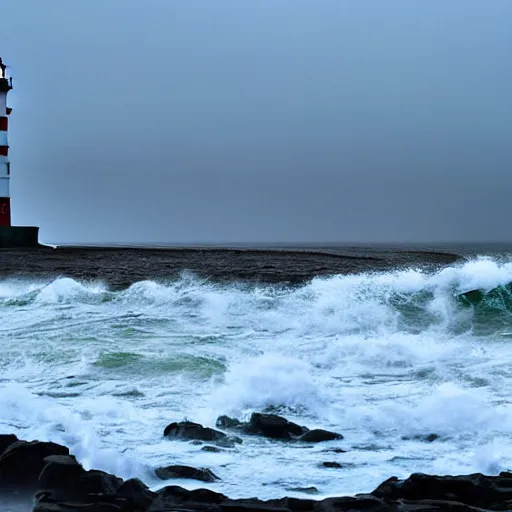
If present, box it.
[0,59,13,226]
[0,57,40,247]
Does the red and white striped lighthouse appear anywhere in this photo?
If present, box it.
[0,56,39,247]
[0,58,12,227]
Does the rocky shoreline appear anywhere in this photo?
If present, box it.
[3,413,512,511]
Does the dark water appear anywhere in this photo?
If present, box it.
[0,243,486,290]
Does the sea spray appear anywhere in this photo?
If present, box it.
[3,257,512,497]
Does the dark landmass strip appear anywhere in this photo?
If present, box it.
[0,246,463,290]
[2,434,512,512]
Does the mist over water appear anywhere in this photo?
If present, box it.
[3,256,512,498]
[2,1,512,243]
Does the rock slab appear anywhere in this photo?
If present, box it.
[216,413,343,442]
[3,435,512,511]
[155,465,220,483]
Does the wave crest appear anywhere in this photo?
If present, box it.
[2,257,512,336]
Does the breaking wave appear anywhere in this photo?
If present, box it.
[2,257,512,336]
[2,256,512,497]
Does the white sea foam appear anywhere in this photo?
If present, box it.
[209,353,327,418]
[2,257,512,498]
[0,383,149,479]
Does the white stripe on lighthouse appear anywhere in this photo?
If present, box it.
[0,177,9,197]
[0,93,6,116]
[0,131,7,146]
[0,163,9,177]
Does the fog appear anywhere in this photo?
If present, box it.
[1,0,511,244]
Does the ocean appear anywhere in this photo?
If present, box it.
[2,245,512,500]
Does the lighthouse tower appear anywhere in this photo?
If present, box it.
[0,60,12,226]
[0,57,40,247]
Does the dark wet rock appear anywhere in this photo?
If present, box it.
[0,440,69,492]
[216,415,244,430]
[246,413,307,439]
[220,499,291,512]
[36,454,124,508]
[155,464,220,483]
[148,485,227,511]
[7,433,512,512]
[189,487,228,503]
[276,497,317,512]
[116,478,156,510]
[318,495,391,512]
[216,413,306,440]
[38,454,86,501]
[201,445,225,453]
[321,461,342,468]
[322,447,347,453]
[216,413,342,443]
[392,499,489,511]
[285,486,319,495]
[0,434,18,456]
[34,480,140,512]
[34,498,141,512]
[26,467,512,512]
[164,420,227,442]
[33,503,94,512]
[34,500,131,512]
[371,473,512,509]
[217,436,243,448]
[163,420,242,446]
[299,429,343,442]
[79,468,124,495]
[402,433,440,443]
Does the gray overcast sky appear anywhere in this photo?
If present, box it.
[1,0,511,244]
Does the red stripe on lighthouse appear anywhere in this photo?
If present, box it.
[0,147,8,157]
[0,198,10,226]
[0,117,7,131]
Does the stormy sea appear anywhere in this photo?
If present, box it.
[3,244,512,509]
